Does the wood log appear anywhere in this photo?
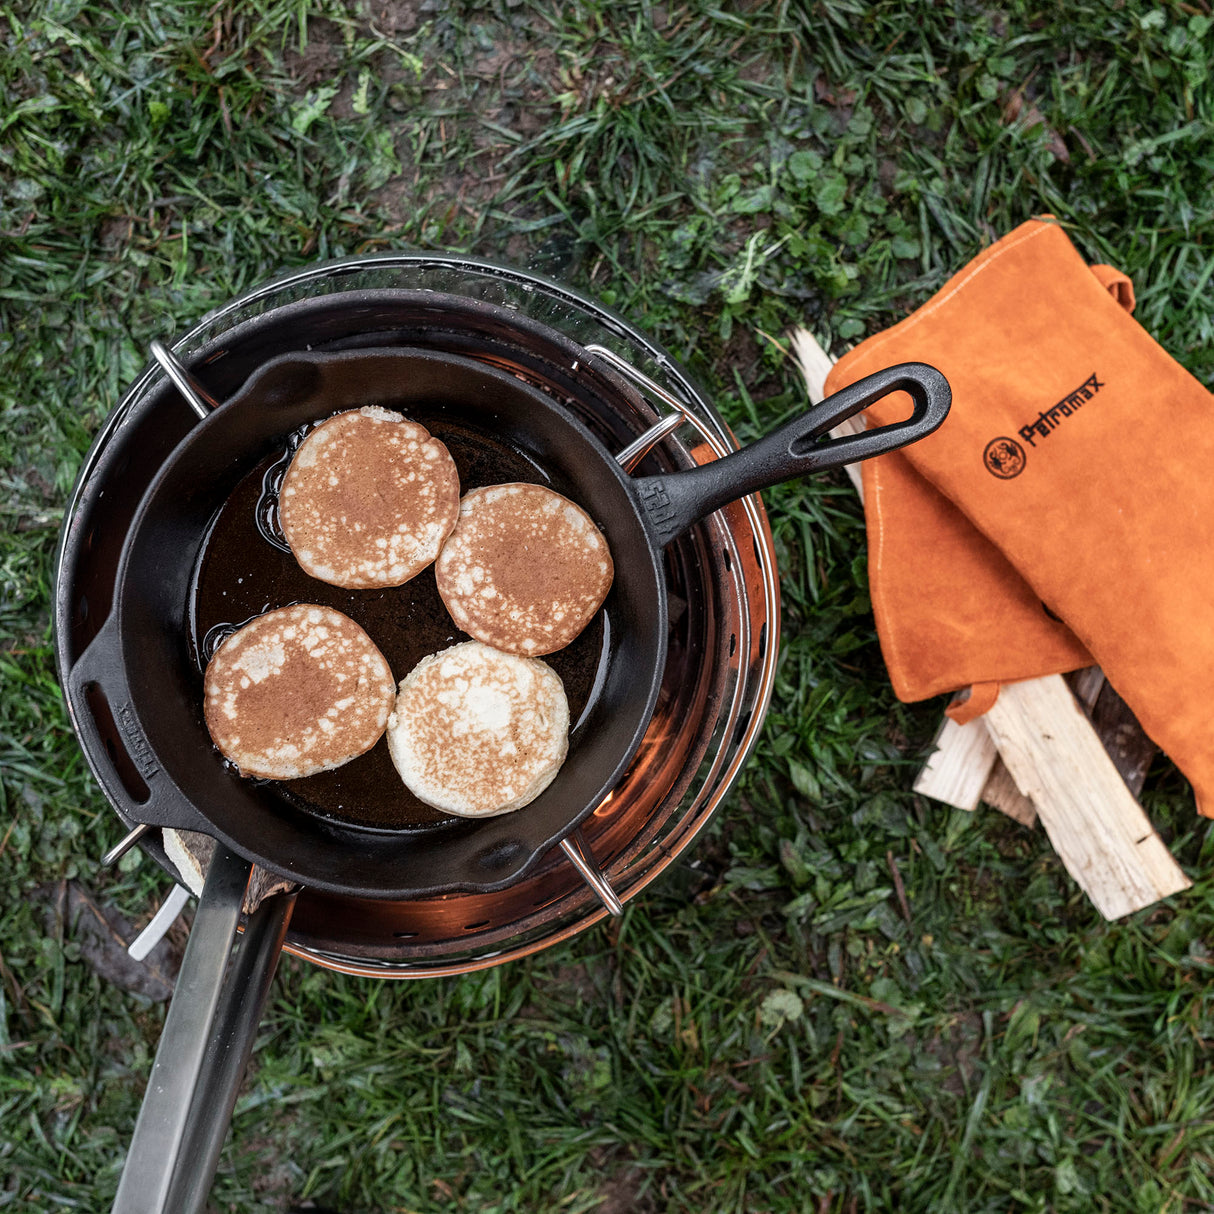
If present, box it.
[163,828,296,913]
[1087,677,1159,795]
[983,676,1190,918]
[912,714,998,812]
[978,758,1038,828]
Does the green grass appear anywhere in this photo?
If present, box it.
[3,0,1214,1210]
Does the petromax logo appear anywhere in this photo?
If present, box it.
[984,371,1105,478]
[983,437,1026,479]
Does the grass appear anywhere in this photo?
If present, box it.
[2,0,1214,1210]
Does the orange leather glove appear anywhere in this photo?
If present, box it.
[856,439,1093,720]
[826,217,1214,812]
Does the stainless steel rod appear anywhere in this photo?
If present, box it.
[101,822,151,867]
[584,343,691,416]
[111,846,252,1214]
[149,340,220,419]
[163,887,297,1214]
[614,413,686,472]
[560,830,624,917]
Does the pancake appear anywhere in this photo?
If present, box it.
[435,483,613,655]
[386,640,569,817]
[203,604,395,780]
[280,406,460,589]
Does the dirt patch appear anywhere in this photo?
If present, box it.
[517,958,611,1020]
[37,880,182,1001]
[468,41,562,140]
[19,467,56,500]
[719,323,766,391]
[585,1146,656,1214]
[594,1170,655,1214]
[283,18,347,88]
[366,166,513,249]
[551,960,607,1001]
[364,26,568,232]
[98,215,134,250]
[238,1130,304,1210]
[915,1011,984,1096]
[364,0,424,38]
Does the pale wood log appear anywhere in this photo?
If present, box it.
[163,827,208,895]
[164,828,296,913]
[975,667,1156,824]
[972,666,1109,827]
[983,676,1190,918]
[913,715,999,812]
[788,327,864,495]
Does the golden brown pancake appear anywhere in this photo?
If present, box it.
[435,483,613,655]
[385,640,569,817]
[203,604,395,780]
[280,406,460,589]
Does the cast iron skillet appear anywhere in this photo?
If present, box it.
[69,347,949,901]
[89,346,949,1213]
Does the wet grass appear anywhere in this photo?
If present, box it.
[2,0,1214,1210]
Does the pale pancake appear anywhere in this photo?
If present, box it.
[203,604,395,780]
[386,640,569,817]
[435,483,613,655]
[280,406,460,589]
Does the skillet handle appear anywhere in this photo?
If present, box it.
[632,362,951,546]
[65,615,214,836]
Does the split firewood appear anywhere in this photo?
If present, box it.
[163,828,296,913]
[982,676,1189,918]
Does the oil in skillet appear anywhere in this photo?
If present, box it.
[189,409,608,832]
